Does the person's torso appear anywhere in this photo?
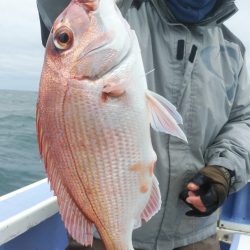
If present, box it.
[123,1,243,249]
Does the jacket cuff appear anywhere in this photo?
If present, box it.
[206,156,245,192]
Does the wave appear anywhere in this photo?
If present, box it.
[0,114,35,122]
[0,90,43,196]
[0,114,35,131]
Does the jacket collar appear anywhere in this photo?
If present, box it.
[152,0,238,26]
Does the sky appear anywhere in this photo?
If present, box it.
[0,0,249,91]
[0,0,44,91]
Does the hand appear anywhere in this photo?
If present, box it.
[80,0,100,11]
[185,182,207,213]
[179,165,233,217]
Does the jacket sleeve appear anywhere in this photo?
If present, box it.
[204,56,250,192]
[37,0,71,46]
[38,13,50,47]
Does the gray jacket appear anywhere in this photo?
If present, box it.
[37,0,250,249]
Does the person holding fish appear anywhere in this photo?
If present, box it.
[37,0,250,249]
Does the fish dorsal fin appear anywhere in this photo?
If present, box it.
[145,90,188,142]
[37,107,94,246]
[46,160,94,246]
[140,175,161,222]
[57,182,94,246]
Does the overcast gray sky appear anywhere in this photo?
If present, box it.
[0,0,249,91]
[0,0,44,91]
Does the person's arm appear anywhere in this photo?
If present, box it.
[204,56,250,192]
[180,53,250,217]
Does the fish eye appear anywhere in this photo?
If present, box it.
[53,27,73,50]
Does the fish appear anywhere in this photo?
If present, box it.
[36,0,187,249]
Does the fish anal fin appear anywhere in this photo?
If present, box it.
[140,175,161,222]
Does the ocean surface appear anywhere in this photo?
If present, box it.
[0,89,45,196]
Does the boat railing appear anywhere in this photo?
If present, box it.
[0,179,68,250]
[0,179,250,250]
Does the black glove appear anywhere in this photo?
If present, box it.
[179,165,234,217]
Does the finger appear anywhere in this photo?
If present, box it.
[186,196,206,212]
[188,191,197,197]
[189,172,211,187]
[81,0,100,11]
[186,195,204,207]
[187,182,200,191]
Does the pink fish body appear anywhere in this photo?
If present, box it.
[36,0,187,249]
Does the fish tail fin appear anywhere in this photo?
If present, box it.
[145,90,188,143]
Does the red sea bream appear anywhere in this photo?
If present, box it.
[36,0,187,249]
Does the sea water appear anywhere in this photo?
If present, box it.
[0,89,45,196]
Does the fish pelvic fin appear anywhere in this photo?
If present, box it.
[145,90,188,143]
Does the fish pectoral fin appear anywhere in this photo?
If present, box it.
[102,76,128,97]
[140,175,161,222]
[145,90,188,142]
